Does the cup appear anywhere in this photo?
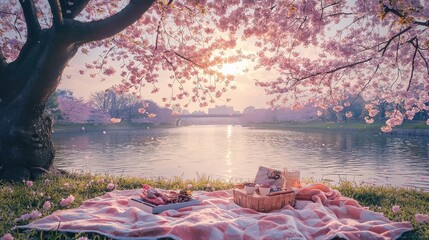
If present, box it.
[244,185,257,195]
[258,187,270,196]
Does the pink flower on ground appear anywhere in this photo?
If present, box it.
[415,213,429,224]
[43,201,51,210]
[25,181,33,187]
[1,233,14,240]
[60,195,75,207]
[392,205,400,213]
[187,184,193,189]
[106,183,115,191]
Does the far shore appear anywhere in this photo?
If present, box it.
[245,120,429,136]
[53,121,429,136]
[52,122,171,134]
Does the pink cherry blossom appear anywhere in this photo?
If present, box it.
[332,106,344,112]
[415,213,429,224]
[106,183,116,191]
[381,125,392,133]
[43,201,52,210]
[110,118,121,123]
[365,117,374,124]
[392,205,400,213]
[25,181,33,187]
[103,66,116,76]
[60,195,75,207]
[1,233,14,240]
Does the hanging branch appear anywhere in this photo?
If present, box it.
[407,38,418,91]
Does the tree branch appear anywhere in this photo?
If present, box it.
[383,4,429,27]
[59,0,90,19]
[297,58,373,82]
[407,38,418,91]
[70,0,155,43]
[378,26,411,56]
[18,0,41,40]
[48,0,63,27]
[173,51,203,68]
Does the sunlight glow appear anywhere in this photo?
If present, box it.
[219,62,245,75]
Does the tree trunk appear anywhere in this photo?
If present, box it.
[0,105,54,180]
[0,30,79,181]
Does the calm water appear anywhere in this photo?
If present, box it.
[53,125,429,190]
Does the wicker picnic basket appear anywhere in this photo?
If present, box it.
[233,189,296,212]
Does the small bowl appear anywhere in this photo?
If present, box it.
[244,186,257,195]
[258,187,270,196]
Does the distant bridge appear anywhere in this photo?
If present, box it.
[173,114,243,118]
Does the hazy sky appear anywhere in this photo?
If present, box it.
[59,45,276,113]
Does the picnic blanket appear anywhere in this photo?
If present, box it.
[22,183,412,239]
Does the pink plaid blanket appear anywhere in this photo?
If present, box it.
[22,183,412,239]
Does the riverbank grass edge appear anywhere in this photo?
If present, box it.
[0,173,428,239]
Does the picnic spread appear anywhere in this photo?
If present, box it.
[21,167,413,239]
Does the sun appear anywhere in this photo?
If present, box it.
[219,62,246,75]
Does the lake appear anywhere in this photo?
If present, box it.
[53,125,429,190]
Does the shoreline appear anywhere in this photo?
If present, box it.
[243,121,429,136]
[52,122,173,134]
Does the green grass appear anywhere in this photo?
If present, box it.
[247,120,429,132]
[1,173,428,239]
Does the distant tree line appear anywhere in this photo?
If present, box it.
[45,89,174,124]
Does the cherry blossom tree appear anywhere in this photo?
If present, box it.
[57,95,92,123]
[0,0,428,180]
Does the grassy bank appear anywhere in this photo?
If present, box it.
[246,120,429,133]
[1,173,428,239]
